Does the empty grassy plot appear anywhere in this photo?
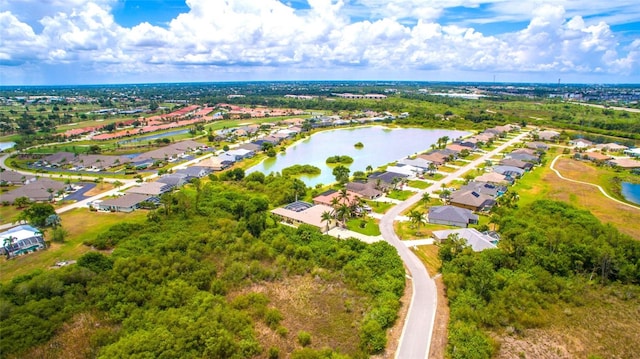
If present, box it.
[513,157,640,240]
[365,200,394,214]
[0,209,147,282]
[408,180,431,189]
[386,190,415,201]
[346,217,381,236]
[394,221,450,240]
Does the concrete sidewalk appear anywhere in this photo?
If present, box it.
[326,227,382,244]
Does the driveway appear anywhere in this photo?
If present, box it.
[62,182,96,201]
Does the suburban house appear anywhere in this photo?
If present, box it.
[499,158,534,171]
[608,158,640,169]
[0,170,36,185]
[580,152,613,162]
[493,165,526,178]
[98,193,155,213]
[126,181,171,196]
[313,189,361,207]
[42,151,76,166]
[458,181,507,198]
[536,130,560,141]
[156,173,190,188]
[1,225,46,258]
[345,181,383,199]
[449,190,496,212]
[0,178,68,204]
[385,164,422,177]
[570,138,594,149]
[525,142,549,151]
[455,138,479,149]
[432,228,497,251]
[175,166,212,179]
[505,152,540,163]
[474,172,511,185]
[446,143,470,154]
[624,148,640,158]
[428,205,478,228]
[225,148,254,160]
[198,157,229,171]
[418,152,447,166]
[367,171,409,190]
[238,142,262,152]
[595,143,628,152]
[217,153,238,165]
[270,201,336,232]
[398,157,434,172]
[133,140,204,162]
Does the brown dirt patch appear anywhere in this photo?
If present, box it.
[544,159,640,240]
[84,183,114,196]
[9,312,119,359]
[429,275,449,359]
[495,286,640,359]
[236,275,368,357]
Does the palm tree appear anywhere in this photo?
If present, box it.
[330,197,341,211]
[421,192,431,206]
[366,165,373,174]
[3,236,16,259]
[321,211,333,232]
[408,210,426,232]
[428,163,437,175]
[335,203,351,225]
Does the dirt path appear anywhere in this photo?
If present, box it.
[549,155,640,211]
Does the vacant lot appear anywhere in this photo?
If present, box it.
[0,209,147,282]
[495,285,640,359]
[514,157,640,240]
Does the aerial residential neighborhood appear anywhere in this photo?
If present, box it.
[1,86,640,358]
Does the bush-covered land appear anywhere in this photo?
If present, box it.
[440,200,640,359]
[281,164,322,177]
[326,155,354,164]
[0,177,405,358]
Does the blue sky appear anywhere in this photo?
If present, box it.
[1,0,639,85]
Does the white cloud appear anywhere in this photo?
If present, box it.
[0,0,638,84]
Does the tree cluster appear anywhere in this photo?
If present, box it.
[439,200,640,358]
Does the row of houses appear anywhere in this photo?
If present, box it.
[96,166,212,212]
[33,140,207,172]
[0,177,69,204]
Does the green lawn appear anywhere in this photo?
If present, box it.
[0,209,147,283]
[345,217,381,236]
[386,190,414,201]
[425,173,445,180]
[394,221,451,240]
[365,200,394,214]
[408,180,431,189]
[438,166,457,173]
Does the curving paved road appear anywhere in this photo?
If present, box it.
[383,131,530,358]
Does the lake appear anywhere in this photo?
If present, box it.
[247,126,470,186]
[118,129,190,144]
[621,182,640,205]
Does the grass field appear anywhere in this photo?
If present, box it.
[438,166,457,173]
[394,221,450,240]
[346,217,381,236]
[495,284,640,359]
[513,156,640,240]
[386,189,415,201]
[408,180,431,189]
[365,200,394,214]
[0,209,147,283]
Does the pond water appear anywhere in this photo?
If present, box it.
[621,182,640,205]
[247,126,470,186]
[118,129,190,144]
[0,142,16,151]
